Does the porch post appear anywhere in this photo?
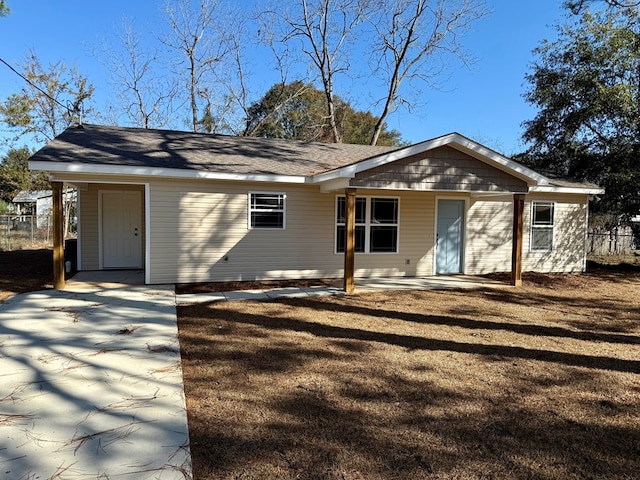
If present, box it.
[52,181,65,289]
[343,188,356,293]
[511,194,525,287]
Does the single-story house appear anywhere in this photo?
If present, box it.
[28,124,603,290]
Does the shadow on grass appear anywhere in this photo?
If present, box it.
[184,302,639,374]
[178,300,640,479]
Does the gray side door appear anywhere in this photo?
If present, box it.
[436,199,465,274]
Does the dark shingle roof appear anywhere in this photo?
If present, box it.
[30,124,396,176]
[547,177,602,190]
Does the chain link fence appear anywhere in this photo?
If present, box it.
[0,215,57,251]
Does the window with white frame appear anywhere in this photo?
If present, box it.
[249,192,285,229]
[336,196,398,253]
[530,202,554,251]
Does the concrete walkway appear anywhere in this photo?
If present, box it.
[0,284,192,479]
[176,275,508,305]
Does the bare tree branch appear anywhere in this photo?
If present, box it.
[367,0,488,145]
[267,0,371,143]
[163,0,227,132]
[94,19,177,129]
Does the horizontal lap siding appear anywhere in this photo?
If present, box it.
[79,187,99,270]
[465,194,588,275]
[466,196,513,274]
[523,194,588,273]
[74,176,589,281]
[149,181,343,283]
[148,182,438,284]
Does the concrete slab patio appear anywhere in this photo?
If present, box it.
[0,284,192,479]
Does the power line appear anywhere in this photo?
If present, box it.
[0,56,73,115]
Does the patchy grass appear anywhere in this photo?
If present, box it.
[178,271,640,479]
[0,249,53,302]
[587,251,640,271]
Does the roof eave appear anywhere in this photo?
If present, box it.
[529,185,605,195]
[28,161,309,184]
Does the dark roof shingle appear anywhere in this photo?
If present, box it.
[30,124,396,176]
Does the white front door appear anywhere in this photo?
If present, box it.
[101,191,142,269]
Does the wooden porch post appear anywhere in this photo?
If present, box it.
[343,188,356,293]
[511,194,525,287]
[52,181,66,289]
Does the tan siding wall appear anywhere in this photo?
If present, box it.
[147,181,439,284]
[78,184,145,270]
[352,146,528,193]
[71,174,589,281]
[465,193,588,275]
[522,194,588,273]
[465,196,513,274]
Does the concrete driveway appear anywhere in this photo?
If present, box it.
[0,284,192,479]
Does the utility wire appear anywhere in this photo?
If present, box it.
[0,56,72,115]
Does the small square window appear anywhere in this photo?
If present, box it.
[249,193,285,229]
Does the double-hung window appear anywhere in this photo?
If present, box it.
[530,202,554,251]
[249,192,286,229]
[336,196,399,253]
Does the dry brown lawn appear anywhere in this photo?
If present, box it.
[0,249,53,302]
[178,271,640,480]
[2,250,639,478]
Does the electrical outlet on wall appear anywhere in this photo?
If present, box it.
[405,259,410,265]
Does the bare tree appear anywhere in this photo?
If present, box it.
[163,0,227,132]
[209,9,263,135]
[266,0,371,143]
[367,0,488,145]
[0,52,94,143]
[96,19,177,129]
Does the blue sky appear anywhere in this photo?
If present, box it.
[0,0,567,155]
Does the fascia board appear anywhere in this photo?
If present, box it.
[28,161,308,184]
[529,185,605,195]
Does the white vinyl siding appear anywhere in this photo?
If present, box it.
[522,194,588,273]
[465,196,513,274]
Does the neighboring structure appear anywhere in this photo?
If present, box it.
[12,190,52,227]
[28,124,603,290]
[12,189,77,228]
